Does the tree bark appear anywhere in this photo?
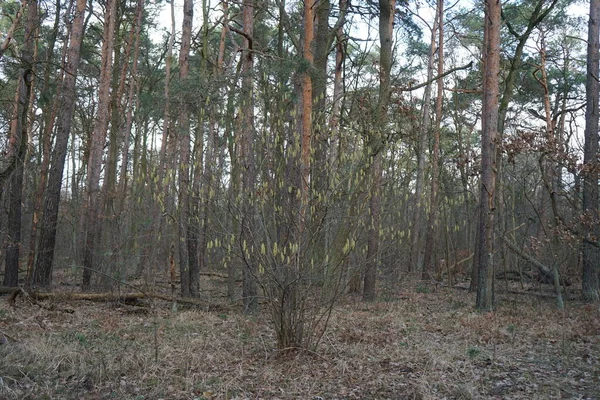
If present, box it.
[117,0,143,215]
[411,11,438,274]
[82,0,118,290]
[241,0,258,313]
[177,0,195,297]
[582,0,600,303]
[329,0,346,173]
[475,0,501,311]
[4,0,38,287]
[25,0,62,287]
[422,0,444,280]
[363,0,395,301]
[33,0,88,287]
[0,3,23,60]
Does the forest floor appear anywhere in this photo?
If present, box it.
[0,272,599,400]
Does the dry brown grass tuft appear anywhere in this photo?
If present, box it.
[0,278,599,399]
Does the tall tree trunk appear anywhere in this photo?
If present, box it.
[582,0,600,303]
[159,0,176,186]
[4,0,38,287]
[82,0,117,290]
[535,32,564,309]
[117,0,144,215]
[33,0,88,286]
[422,0,444,280]
[475,0,501,311]
[410,11,438,274]
[299,0,314,236]
[493,0,559,292]
[149,0,176,282]
[177,0,194,297]
[311,0,330,269]
[329,0,346,173]
[241,0,258,312]
[103,3,123,220]
[25,0,62,287]
[363,0,395,301]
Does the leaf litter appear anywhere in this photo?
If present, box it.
[0,279,598,399]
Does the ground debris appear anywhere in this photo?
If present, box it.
[0,279,598,399]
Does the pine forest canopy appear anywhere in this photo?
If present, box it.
[0,0,598,349]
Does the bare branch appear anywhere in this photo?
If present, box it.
[397,61,473,92]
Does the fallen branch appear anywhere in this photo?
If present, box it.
[2,287,227,311]
[500,236,571,286]
[501,237,569,309]
[0,328,19,344]
[5,287,74,313]
[200,271,229,279]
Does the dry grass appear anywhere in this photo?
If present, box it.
[0,278,598,399]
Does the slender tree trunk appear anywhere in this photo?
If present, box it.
[149,0,176,281]
[160,0,176,185]
[329,0,346,172]
[117,0,143,215]
[411,11,438,274]
[226,58,242,301]
[475,0,501,311]
[0,3,24,60]
[363,0,395,301]
[311,0,330,268]
[299,0,314,235]
[422,0,444,280]
[33,0,88,286]
[4,0,38,287]
[103,3,123,221]
[82,0,117,290]
[363,153,382,300]
[177,0,194,296]
[241,0,258,312]
[493,0,559,290]
[582,0,600,303]
[536,35,564,309]
[25,0,62,287]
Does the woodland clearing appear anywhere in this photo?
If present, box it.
[0,273,598,400]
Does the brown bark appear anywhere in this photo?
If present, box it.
[82,0,118,290]
[159,0,176,184]
[25,0,62,287]
[299,0,314,235]
[103,2,124,220]
[411,11,438,274]
[329,0,346,172]
[582,0,600,303]
[422,0,444,280]
[4,0,38,287]
[475,0,501,311]
[117,0,144,214]
[311,0,330,253]
[0,3,23,60]
[177,0,195,297]
[33,0,88,286]
[240,0,257,313]
[363,0,395,301]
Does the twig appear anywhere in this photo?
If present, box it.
[397,62,473,92]
[0,328,19,344]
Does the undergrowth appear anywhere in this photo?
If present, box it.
[0,279,598,399]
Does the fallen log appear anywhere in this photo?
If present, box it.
[500,237,571,286]
[1,287,227,311]
[200,272,229,279]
